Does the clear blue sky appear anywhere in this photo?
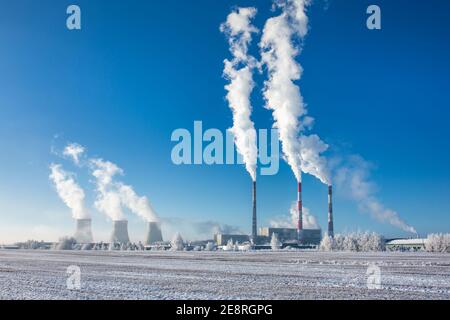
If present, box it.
[0,0,449,242]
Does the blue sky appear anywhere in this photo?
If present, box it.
[0,0,449,243]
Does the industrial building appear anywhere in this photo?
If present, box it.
[259,227,298,242]
[385,238,427,251]
[214,234,250,246]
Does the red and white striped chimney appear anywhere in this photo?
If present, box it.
[297,182,303,239]
[328,185,334,238]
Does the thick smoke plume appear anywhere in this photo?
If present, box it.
[221,7,259,181]
[260,0,312,182]
[49,164,89,219]
[334,155,416,234]
[90,158,159,223]
[270,202,319,229]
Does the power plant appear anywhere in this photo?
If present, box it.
[145,221,163,245]
[110,220,130,244]
[74,218,94,243]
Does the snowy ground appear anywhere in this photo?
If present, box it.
[0,250,449,300]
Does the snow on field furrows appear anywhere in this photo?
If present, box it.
[0,250,449,300]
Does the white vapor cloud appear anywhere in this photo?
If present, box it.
[269,202,319,229]
[221,7,259,181]
[63,143,85,165]
[260,0,312,182]
[49,163,89,219]
[299,134,331,185]
[334,155,416,234]
[90,158,159,223]
[90,159,126,222]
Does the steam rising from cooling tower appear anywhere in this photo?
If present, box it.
[260,0,312,183]
[49,164,89,220]
[89,158,159,223]
[221,7,258,181]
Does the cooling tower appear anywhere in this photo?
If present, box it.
[328,185,334,238]
[251,181,257,242]
[145,221,163,245]
[110,220,130,244]
[74,218,93,243]
[297,182,303,242]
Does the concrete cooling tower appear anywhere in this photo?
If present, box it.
[145,221,163,245]
[110,220,130,244]
[74,219,94,243]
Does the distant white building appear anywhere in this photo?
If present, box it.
[385,238,427,251]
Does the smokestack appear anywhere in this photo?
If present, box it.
[297,182,303,242]
[145,221,163,245]
[110,220,130,244]
[74,218,93,243]
[252,180,257,242]
[328,185,334,238]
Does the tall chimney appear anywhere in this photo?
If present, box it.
[297,182,303,242]
[328,185,334,238]
[74,218,93,243]
[252,180,257,243]
[145,221,163,245]
[110,220,130,244]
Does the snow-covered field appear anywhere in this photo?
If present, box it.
[0,250,449,300]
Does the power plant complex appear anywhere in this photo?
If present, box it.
[72,182,334,249]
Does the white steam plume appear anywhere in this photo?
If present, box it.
[90,158,159,223]
[299,134,331,185]
[221,7,258,181]
[49,164,89,219]
[334,155,416,234]
[63,143,85,165]
[90,159,126,222]
[260,0,312,182]
[269,202,319,229]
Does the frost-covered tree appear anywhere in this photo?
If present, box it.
[171,233,185,251]
[271,233,282,250]
[56,237,77,250]
[319,233,335,251]
[225,239,234,251]
[426,233,450,253]
[205,241,216,251]
[343,234,358,251]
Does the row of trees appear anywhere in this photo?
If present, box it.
[425,233,450,253]
[319,232,385,252]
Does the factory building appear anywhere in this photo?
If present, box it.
[214,234,250,246]
[260,227,322,245]
[298,229,322,245]
[259,228,298,242]
[385,238,426,251]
